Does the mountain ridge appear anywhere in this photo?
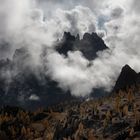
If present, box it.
[0,32,108,109]
[0,32,139,109]
[56,32,108,60]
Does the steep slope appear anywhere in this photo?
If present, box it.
[113,65,139,92]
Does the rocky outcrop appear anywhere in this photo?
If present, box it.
[56,32,108,60]
[113,65,140,92]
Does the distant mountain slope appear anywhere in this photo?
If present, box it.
[0,32,108,109]
[0,48,72,110]
[3,33,139,109]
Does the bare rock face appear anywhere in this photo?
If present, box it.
[56,32,108,60]
[113,65,140,92]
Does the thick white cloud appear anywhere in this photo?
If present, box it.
[45,0,140,95]
[0,0,140,96]
[46,51,93,96]
[131,0,140,13]
[47,6,97,36]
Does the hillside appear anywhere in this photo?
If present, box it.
[0,85,140,140]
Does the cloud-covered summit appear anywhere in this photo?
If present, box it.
[0,0,140,98]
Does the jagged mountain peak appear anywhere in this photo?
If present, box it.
[83,32,99,40]
[56,32,108,60]
[122,64,135,72]
[62,32,76,41]
[113,64,139,92]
